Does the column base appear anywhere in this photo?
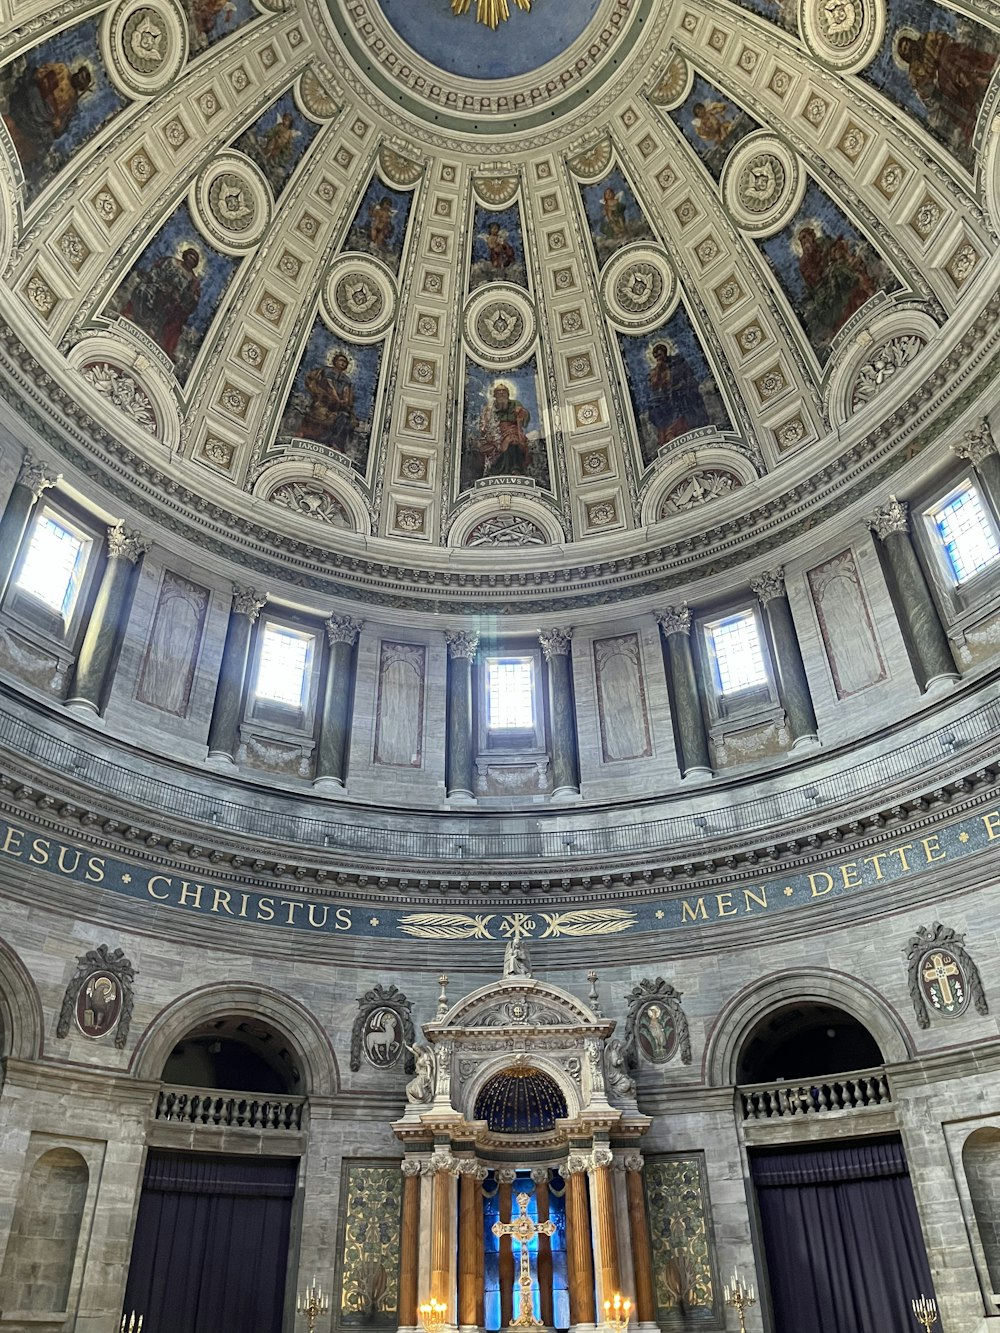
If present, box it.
[788,732,820,754]
[570,1323,598,1333]
[64,696,100,716]
[682,765,712,781]
[312,774,344,791]
[924,671,960,696]
[550,785,582,802]
[206,750,237,767]
[447,788,476,803]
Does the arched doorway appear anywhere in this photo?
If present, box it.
[123,1013,305,1333]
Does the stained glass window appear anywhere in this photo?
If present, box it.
[16,510,90,618]
[932,485,1000,583]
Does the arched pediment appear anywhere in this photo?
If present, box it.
[429,977,607,1036]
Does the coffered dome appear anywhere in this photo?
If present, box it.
[2,0,998,611]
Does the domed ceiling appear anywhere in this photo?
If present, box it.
[1,0,999,608]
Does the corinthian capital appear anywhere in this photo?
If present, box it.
[325,613,363,646]
[401,1158,422,1177]
[106,521,151,563]
[446,629,479,661]
[18,454,60,498]
[952,418,998,466]
[538,627,573,659]
[867,498,909,540]
[750,569,786,604]
[654,605,691,637]
[232,585,268,621]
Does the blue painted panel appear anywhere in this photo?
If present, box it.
[233,89,319,197]
[279,319,382,474]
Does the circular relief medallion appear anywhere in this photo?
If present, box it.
[799,0,885,72]
[324,254,397,341]
[601,245,676,331]
[76,970,123,1039]
[463,284,536,367]
[192,154,271,252]
[105,0,186,96]
[918,948,969,1018]
[362,1007,405,1068]
[722,134,805,237]
[635,1000,677,1064]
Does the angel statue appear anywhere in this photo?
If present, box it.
[503,936,532,978]
[605,1038,637,1099]
[405,1042,435,1104]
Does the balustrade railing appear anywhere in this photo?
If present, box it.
[155,1085,305,1131]
[739,1067,891,1121]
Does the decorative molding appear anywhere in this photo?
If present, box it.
[623,976,692,1067]
[350,982,416,1073]
[905,921,988,1029]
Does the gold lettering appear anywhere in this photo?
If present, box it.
[56,847,81,875]
[85,856,105,883]
[178,881,203,908]
[921,835,946,863]
[307,904,329,929]
[28,837,50,865]
[681,898,708,922]
[890,844,913,872]
[863,852,888,880]
[716,892,737,917]
[0,827,23,856]
[238,893,250,918]
[147,875,171,901]
[257,897,275,922]
[809,872,834,897]
[211,888,233,915]
[982,811,1000,841]
[743,887,767,911]
[839,862,861,889]
[335,907,352,931]
[285,900,303,926]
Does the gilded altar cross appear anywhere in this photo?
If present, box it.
[492,1191,555,1328]
[451,0,531,30]
[922,952,961,1006]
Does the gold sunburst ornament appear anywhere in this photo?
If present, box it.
[451,0,531,30]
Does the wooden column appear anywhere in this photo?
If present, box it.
[532,1168,555,1328]
[430,1161,454,1314]
[399,1161,422,1329]
[565,1158,595,1328]
[498,1171,516,1328]
[459,1165,483,1330]
[624,1157,655,1326]
[590,1153,620,1310]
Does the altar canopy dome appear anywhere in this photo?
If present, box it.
[474,1066,569,1133]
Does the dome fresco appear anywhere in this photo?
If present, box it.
[0,0,997,613]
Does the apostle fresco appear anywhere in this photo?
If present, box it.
[460,360,550,492]
[0,20,126,202]
[279,323,378,473]
[894,26,997,146]
[298,349,358,452]
[469,204,527,291]
[581,170,654,267]
[477,381,533,476]
[668,77,759,179]
[647,340,705,448]
[344,179,414,277]
[121,246,203,363]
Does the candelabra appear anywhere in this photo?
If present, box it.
[418,1298,447,1333]
[297,1279,330,1332]
[723,1271,756,1333]
[603,1292,632,1333]
[912,1295,939,1332]
[119,1313,143,1333]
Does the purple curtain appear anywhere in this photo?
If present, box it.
[752,1138,936,1333]
[123,1152,298,1333]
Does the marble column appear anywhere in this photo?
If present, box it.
[498,1168,516,1328]
[867,499,958,692]
[750,569,818,750]
[589,1149,620,1314]
[0,454,60,600]
[565,1155,596,1331]
[445,630,479,801]
[532,1166,555,1328]
[399,1160,422,1332]
[207,586,268,762]
[623,1156,656,1330]
[539,628,580,799]
[654,607,711,780]
[953,418,1000,519]
[458,1163,485,1333]
[66,522,150,714]
[314,614,363,788]
[429,1157,456,1317]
